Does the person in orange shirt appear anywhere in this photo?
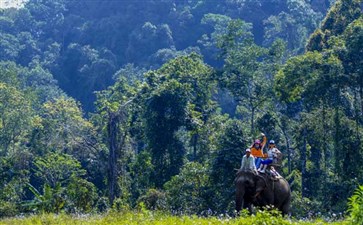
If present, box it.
[250,133,267,168]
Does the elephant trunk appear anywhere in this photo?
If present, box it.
[235,187,245,212]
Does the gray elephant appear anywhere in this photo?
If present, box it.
[235,169,291,215]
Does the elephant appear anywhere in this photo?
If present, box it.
[235,169,291,215]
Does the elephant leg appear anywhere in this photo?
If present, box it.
[235,195,243,213]
[281,198,291,217]
[243,200,252,214]
[276,191,291,216]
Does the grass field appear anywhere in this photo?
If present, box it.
[0,211,349,225]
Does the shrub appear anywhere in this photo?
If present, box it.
[112,198,130,211]
[95,197,109,213]
[290,191,321,218]
[347,185,363,224]
[66,177,98,213]
[0,201,18,218]
[164,162,209,213]
[137,189,167,210]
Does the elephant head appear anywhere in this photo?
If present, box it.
[235,169,266,212]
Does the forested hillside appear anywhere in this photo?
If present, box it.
[0,0,330,111]
[0,0,362,223]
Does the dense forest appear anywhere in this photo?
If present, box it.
[0,0,362,222]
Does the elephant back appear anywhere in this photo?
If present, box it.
[235,169,257,178]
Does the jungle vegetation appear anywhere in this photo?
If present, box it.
[0,0,362,223]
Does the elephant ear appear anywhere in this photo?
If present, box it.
[254,174,267,193]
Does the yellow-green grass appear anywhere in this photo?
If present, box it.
[0,211,348,225]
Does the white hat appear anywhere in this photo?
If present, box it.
[245,148,251,152]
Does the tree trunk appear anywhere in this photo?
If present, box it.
[360,77,363,122]
[283,130,291,174]
[276,116,291,174]
[107,112,119,205]
[333,84,342,174]
[334,107,341,174]
[354,90,360,141]
[192,133,198,161]
[322,102,327,171]
[301,127,307,198]
[358,84,363,141]
[106,98,135,205]
[251,106,255,135]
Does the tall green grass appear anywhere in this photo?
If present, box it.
[0,210,348,225]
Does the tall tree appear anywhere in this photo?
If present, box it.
[95,75,140,205]
[143,53,214,187]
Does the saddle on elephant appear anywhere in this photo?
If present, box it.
[264,165,282,180]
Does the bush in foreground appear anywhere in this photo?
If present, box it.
[0,210,348,225]
[347,185,363,224]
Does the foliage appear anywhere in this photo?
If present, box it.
[0,201,17,218]
[264,0,323,53]
[0,169,28,217]
[0,0,328,110]
[209,119,246,212]
[143,54,214,187]
[0,0,362,220]
[130,151,155,203]
[347,185,363,224]
[144,79,189,187]
[137,189,167,211]
[274,2,363,215]
[274,51,324,103]
[65,176,98,213]
[290,191,321,219]
[0,210,349,225]
[307,0,362,51]
[25,152,96,213]
[0,81,33,154]
[217,19,286,134]
[33,152,86,188]
[25,183,65,213]
[164,162,209,213]
[29,96,98,165]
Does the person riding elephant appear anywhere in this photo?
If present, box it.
[235,169,291,215]
[258,140,282,174]
[250,133,267,168]
[240,148,257,172]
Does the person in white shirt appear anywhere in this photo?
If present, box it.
[240,148,257,172]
